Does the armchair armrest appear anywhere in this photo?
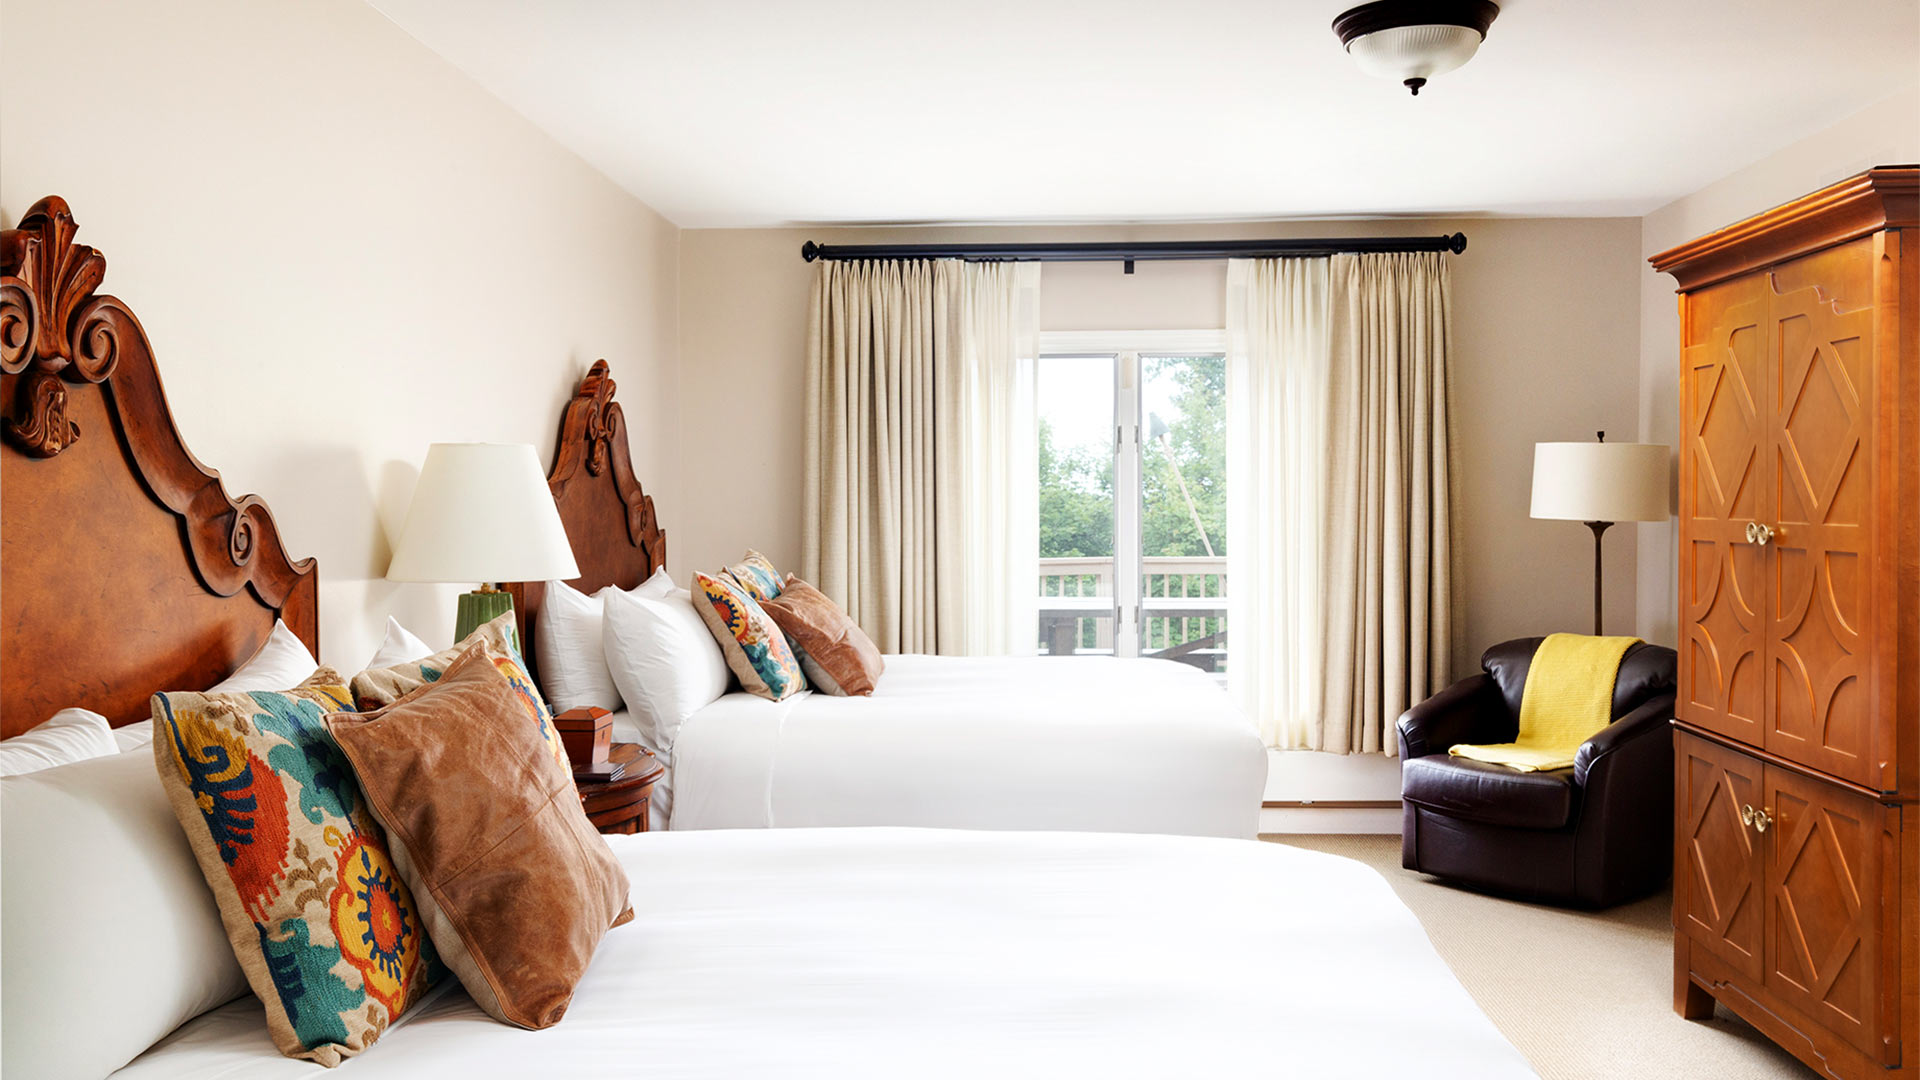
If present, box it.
[1573,694,1676,787]
[1396,674,1506,759]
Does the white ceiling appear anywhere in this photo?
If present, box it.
[370,0,1920,228]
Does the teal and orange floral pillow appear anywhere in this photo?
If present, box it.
[150,670,442,1066]
[692,570,806,700]
[723,550,785,603]
[349,612,567,770]
[349,611,514,709]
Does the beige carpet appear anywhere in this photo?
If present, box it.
[1265,835,1809,1079]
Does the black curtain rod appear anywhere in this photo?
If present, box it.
[799,232,1466,263]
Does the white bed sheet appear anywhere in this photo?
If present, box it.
[605,709,674,832]
[114,828,1532,1079]
[670,655,1267,837]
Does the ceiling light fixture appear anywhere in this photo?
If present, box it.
[1332,0,1500,96]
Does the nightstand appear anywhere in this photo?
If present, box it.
[575,743,665,835]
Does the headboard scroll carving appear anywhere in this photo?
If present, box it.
[505,360,665,682]
[1,197,320,734]
[1,198,118,456]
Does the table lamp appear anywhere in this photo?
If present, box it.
[1530,432,1669,636]
[387,443,581,643]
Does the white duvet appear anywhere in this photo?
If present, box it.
[116,828,1532,1079]
[668,655,1268,838]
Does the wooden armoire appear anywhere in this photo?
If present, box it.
[1653,165,1919,1079]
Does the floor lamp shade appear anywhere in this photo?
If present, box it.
[1530,442,1669,523]
[1530,440,1669,636]
[387,443,581,584]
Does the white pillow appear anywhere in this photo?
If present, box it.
[2,751,250,1079]
[0,708,119,776]
[603,586,729,752]
[206,618,318,693]
[113,719,155,754]
[367,615,437,669]
[632,567,676,600]
[536,570,674,712]
[537,580,623,712]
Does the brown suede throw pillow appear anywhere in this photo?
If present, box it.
[761,576,886,696]
[326,642,632,1030]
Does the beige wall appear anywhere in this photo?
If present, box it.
[681,217,1644,674]
[0,0,681,669]
[1635,92,1920,646]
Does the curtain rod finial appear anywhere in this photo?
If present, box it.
[801,241,821,263]
[1448,232,1468,254]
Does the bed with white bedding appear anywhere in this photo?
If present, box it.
[114,828,1532,1079]
[656,654,1267,837]
[0,208,1543,1076]
[506,367,1266,840]
[4,203,1525,1080]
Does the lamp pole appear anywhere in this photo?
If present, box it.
[1585,431,1610,636]
[1584,520,1611,636]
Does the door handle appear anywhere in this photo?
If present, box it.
[1745,522,1776,546]
[1740,804,1773,833]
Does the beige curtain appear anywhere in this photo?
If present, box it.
[1314,251,1459,754]
[803,259,1040,655]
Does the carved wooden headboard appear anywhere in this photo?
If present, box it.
[505,360,665,682]
[0,197,318,735]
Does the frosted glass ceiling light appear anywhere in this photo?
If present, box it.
[1333,1,1500,96]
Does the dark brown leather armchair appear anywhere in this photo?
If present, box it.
[1398,637,1678,908]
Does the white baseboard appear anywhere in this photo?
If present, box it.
[1259,805,1402,834]
[1263,748,1403,801]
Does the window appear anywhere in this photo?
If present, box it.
[1035,331,1228,681]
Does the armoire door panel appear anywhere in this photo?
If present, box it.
[1765,247,1879,787]
[1679,275,1770,746]
[1676,733,1765,980]
[1764,766,1888,1060]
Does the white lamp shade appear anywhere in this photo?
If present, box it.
[1530,441,1671,523]
[386,443,581,584]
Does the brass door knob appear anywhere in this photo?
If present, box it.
[1740,804,1773,832]
[1745,522,1775,546]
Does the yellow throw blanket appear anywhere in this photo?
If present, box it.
[1448,633,1640,772]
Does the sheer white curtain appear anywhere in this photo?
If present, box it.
[1226,258,1330,748]
[804,259,1041,655]
[957,262,1043,656]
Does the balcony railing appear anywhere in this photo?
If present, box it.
[1038,556,1227,673]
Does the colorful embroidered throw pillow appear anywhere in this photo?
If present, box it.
[348,612,568,770]
[692,570,806,700]
[722,550,785,603]
[149,670,441,1066]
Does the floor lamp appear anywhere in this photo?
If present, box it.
[1530,432,1669,636]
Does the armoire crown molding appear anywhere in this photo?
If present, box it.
[1650,165,1918,291]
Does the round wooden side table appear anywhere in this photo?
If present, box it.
[576,742,666,835]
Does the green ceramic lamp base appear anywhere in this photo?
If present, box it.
[454,588,516,644]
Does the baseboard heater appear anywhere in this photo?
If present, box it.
[1262,799,1401,809]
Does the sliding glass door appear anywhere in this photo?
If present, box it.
[1140,353,1227,675]
[1035,334,1228,681]
[1035,353,1118,657]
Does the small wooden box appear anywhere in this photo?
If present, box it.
[554,707,612,766]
